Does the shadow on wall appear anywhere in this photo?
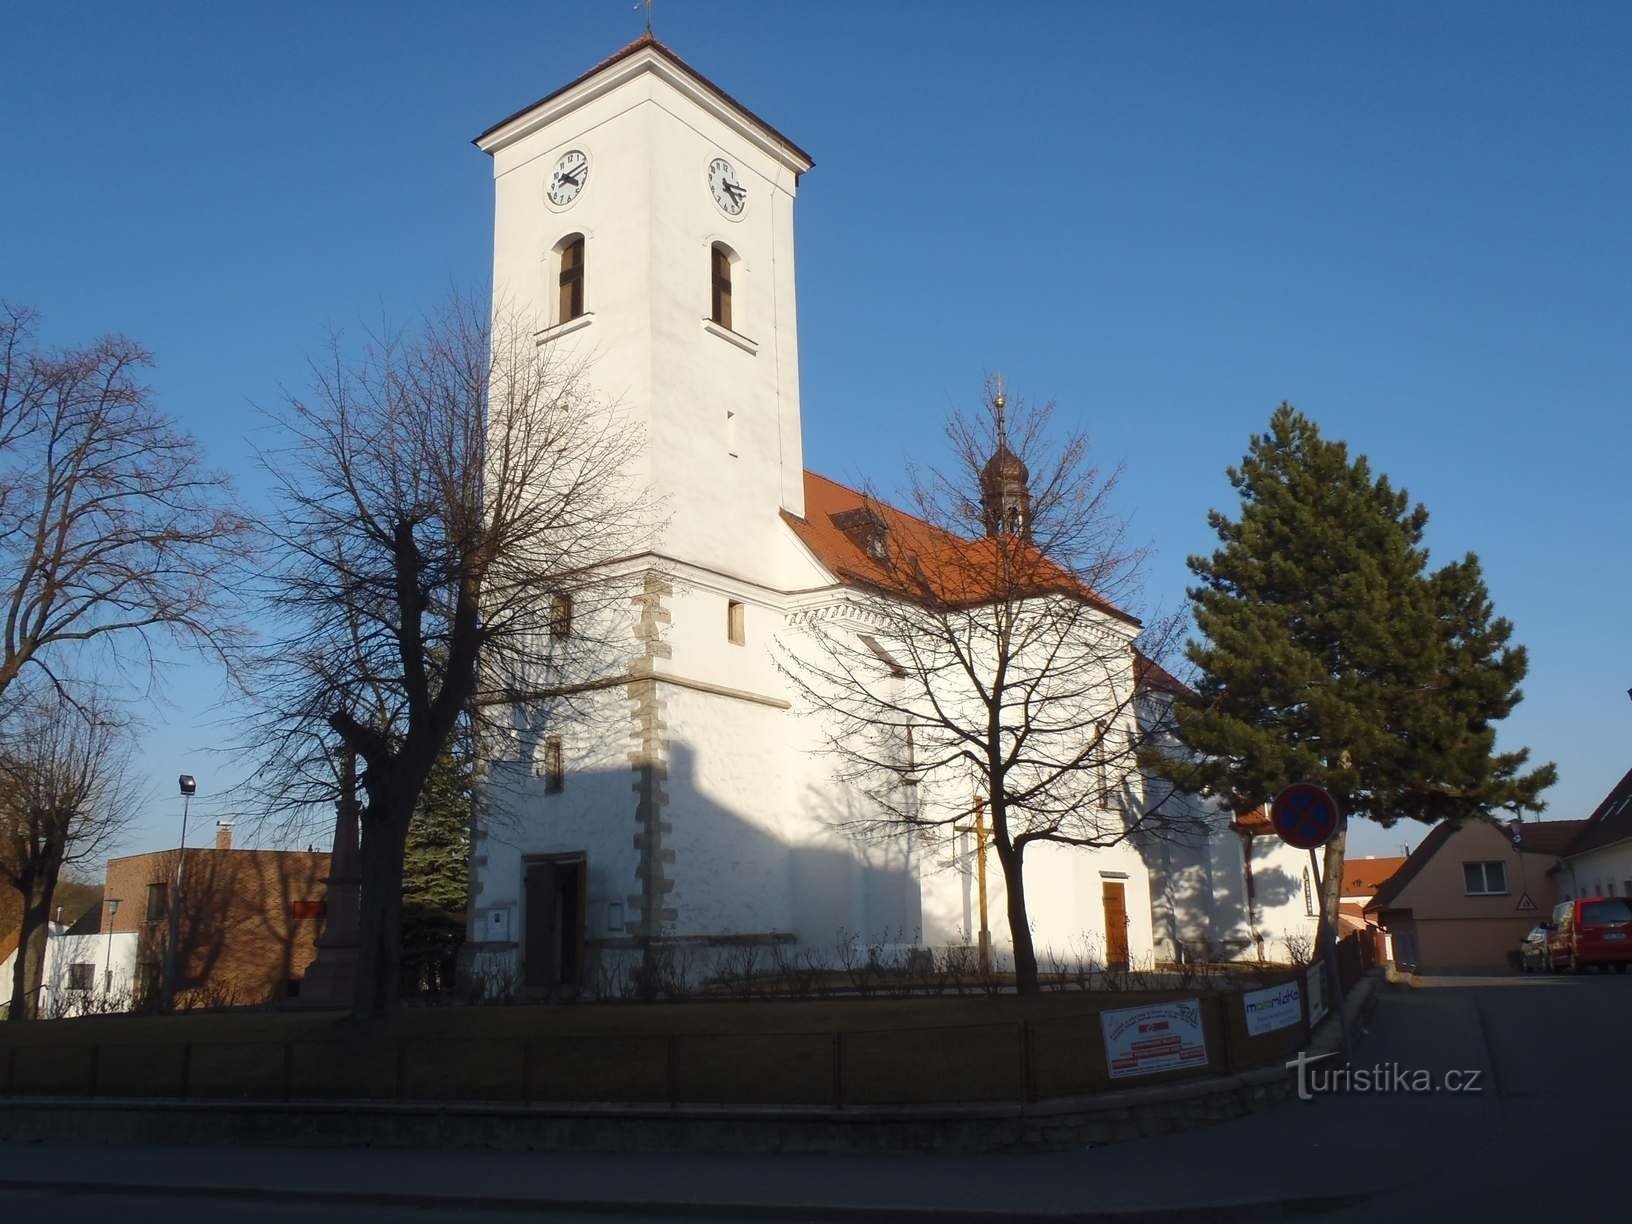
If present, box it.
[137,850,327,1010]
[475,740,925,998]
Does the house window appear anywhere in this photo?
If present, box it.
[1303,868,1315,916]
[557,235,585,323]
[1094,722,1111,806]
[543,736,564,794]
[291,900,326,920]
[710,243,733,330]
[727,599,745,646]
[549,592,573,641]
[145,882,168,922]
[67,963,95,992]
[1462,861,1508,896]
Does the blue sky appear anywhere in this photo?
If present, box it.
[3,3,1628,861]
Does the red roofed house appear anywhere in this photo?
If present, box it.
[1365,818,1585,971]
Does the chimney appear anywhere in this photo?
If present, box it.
[214,822,233,851]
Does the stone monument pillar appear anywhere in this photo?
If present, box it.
[297,751,362,1008]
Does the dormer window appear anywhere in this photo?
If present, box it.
[710,243,734,331]
[831,505,889,562]
[557,234,585,323]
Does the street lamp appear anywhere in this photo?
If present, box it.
[103,898,121,994]
[162,774,197,1012]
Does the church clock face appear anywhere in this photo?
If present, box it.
[547,149,589,208]
[708,157,747,217]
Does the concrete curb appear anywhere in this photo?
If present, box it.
[0,1175,1372,1221]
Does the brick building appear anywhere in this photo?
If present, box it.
[41,825,330,1013]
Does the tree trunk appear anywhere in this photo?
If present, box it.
[993,839,1040,995]
[352,807,410,1022]
[7,879,52,1022]
[1317,814,1348,985]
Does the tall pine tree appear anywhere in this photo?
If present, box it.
[1161,404,1556,932]
[400,723,472,995]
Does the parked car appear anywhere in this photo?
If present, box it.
[1518,924,1550,972]
[1545,897,1632,972]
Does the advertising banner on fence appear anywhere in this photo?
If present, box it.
[1101,998,1207,1079]
[1242,979,1303,1036]
[1306,962,1328,1026]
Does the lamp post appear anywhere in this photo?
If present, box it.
[103,898,121,994]
[162,774,196,1012]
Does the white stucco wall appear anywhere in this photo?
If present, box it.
[36,930,138,1018]
[1246,836,1321,961]
[1559,841,1632,900]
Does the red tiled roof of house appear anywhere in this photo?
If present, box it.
[1563,765,1632,859]
[783,471,1139,625]
[474,34,815,167]
[1340,856,1409,898]
[1134,650,1191,696]
[1231,804,1272,835]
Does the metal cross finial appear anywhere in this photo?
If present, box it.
[993,372,1006,442]
[637,0,654,35]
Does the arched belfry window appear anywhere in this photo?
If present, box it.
[557,234,585,323]
[710,242,734,331]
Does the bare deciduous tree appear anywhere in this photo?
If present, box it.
[781,381,1185,995]
[244,293,651,1020]
[0,301,251,711]
[1,695,140,1021]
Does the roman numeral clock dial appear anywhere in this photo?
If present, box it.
[547,149,588,208]
[708,157,747,217]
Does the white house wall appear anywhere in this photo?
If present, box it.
[36,930,138,1018]
[1559,842,1632,900]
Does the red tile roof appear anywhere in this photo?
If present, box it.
[1340,856,1408,898]
[784,471,1139,625]
[1134,651,1191,696]
[474,34,815,167]
[1564,765,1632,859]
[1231,804,1272,835]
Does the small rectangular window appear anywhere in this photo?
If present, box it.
[549,592,573,641]
[291,900,327,920]
[1094,722,1111,807]
[1462,861,1507,895]
[145,882,167,922]
[544,736,564,794]
[67,963,95,991]
[558,237,585,323]
[727,599,745,646]
[711,245,733,330]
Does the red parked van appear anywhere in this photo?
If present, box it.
[1545,897,1632,972]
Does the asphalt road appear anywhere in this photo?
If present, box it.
[1,970,1625,1221]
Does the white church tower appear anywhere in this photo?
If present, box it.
[475,34,812,584]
